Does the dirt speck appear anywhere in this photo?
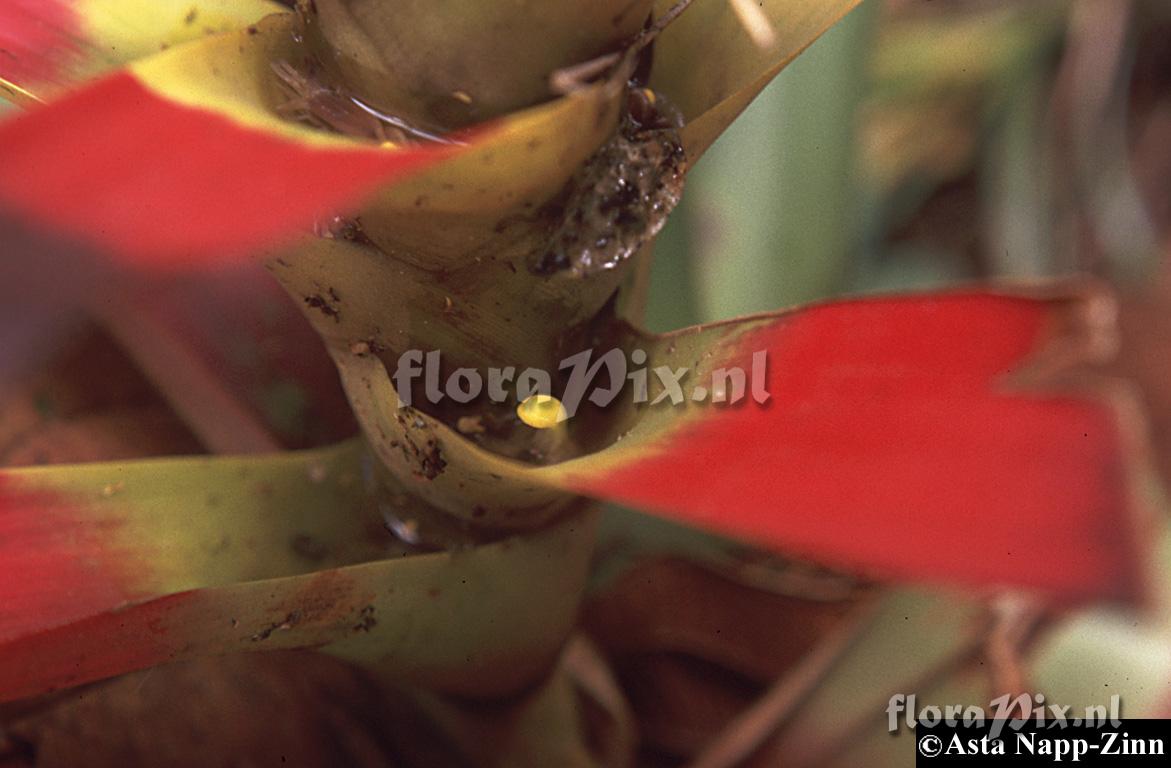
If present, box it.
[420,443,447,479]
[303,293,340,322]
[352,605,377,633]
[392,410,447,479]
[251,611,302,642]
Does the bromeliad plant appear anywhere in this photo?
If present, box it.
[0,0,1160,762]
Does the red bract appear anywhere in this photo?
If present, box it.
[563,292,1149,603]
[0,73,463,267]
[0,478,142,647]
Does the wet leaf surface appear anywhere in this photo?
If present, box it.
[301,0,654,128]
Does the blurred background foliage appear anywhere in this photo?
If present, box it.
[644,0,1171,332]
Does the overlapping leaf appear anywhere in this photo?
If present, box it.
[0,60,459,265]
[0,1,868,267]
[0,440,597,702]
[0,6,622,266]
[289,259,1149,604]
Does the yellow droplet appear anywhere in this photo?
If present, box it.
[641,88,656,104]
[517,394,567,429]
